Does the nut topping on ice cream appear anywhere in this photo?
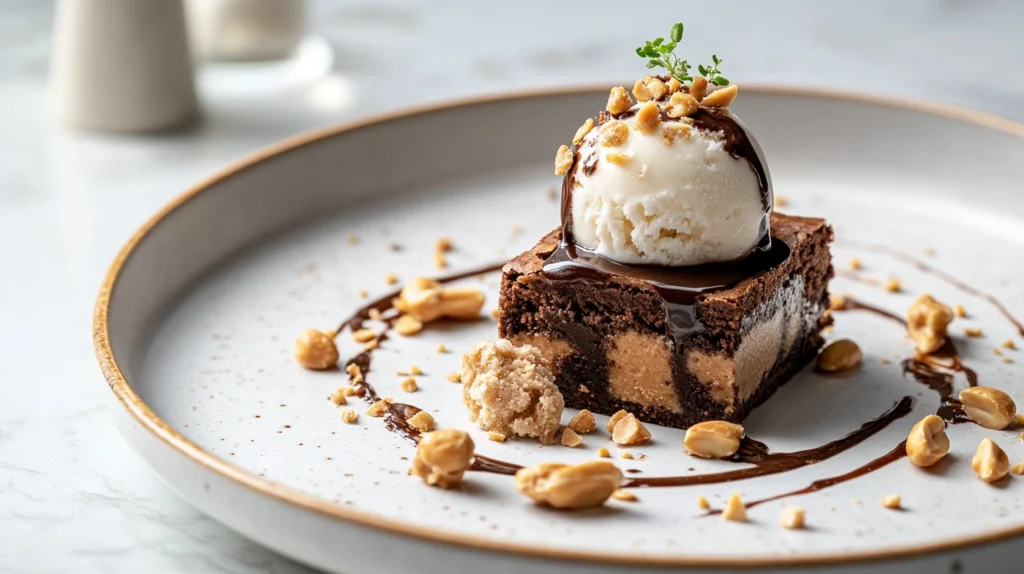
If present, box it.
[552,26,772,267]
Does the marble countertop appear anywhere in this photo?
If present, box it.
[2,1,1022,572]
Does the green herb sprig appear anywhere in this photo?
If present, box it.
[635,23,730,86]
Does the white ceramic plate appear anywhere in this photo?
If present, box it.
[95,87,1024,573]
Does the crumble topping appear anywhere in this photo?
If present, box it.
[461,340,564,444]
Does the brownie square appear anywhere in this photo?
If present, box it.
[497,213,834,429]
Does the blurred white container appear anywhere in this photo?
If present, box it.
[50,0,199,132]
[186,0,306,62]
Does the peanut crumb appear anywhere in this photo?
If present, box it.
[632,101,661,134]
[329,391,347,405]
[340,409,358,424]
[881,494,902,509]
[722,493,747,522]
[598,121,630,147]
[554,145,573,175]
[385,273,398,285]
[849,257,862,270]
[611,412,651,445]
[407,411,435,432]
[358,289,368,298]
[1014,413,1024,426]
[347,234,359,245]
[341,386,364,397]
[352,329,376,343]
[436,237,453,252]
[881,359,891,364]
[666,91,699,118]
[1003,339,1016,350]
[294,329,339,370]
[597,447,611,458]
[606,86,633,115]
[965,327,984,338]
[446,371,462,383]
[605,152,633,166]
[369,308,383,321]
[702,84,738,107]
[665,77,683,94]
[436,343,448,353]
[611,489,637,502]
[568,410,597,434]
[560,427,583,448]
[400,378,418,393]
[1011,462,1024,475]
[433,251,447,270]
[697,496,710,510]
[1005,357,1015,364]
[367,399,391,417]
[884,279,902,293]
[995,348,1004,356]
[631,79,652,102]
[689,76,708,102]
[363,339,379,351]
[646,78,668,100]
[620,451,634,460]
[780,507,805,530]
[345,363,362,379]
[661,122,691,145]
[907,294,954,355]
[395,314,424,336]
[572,118,595,144]
[956,305,967,318]
[774,195,789,208]
[487,431,507,442]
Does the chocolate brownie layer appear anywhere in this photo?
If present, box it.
[498,213,834,429]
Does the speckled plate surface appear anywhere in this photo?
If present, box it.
[95,87,1024,573]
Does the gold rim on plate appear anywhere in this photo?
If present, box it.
[94,85,1024,568]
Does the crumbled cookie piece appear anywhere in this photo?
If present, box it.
[515,461,623,510]
[702,84,738,107]
[611,489,637,502]
[881,494,902,510]
[965,327,984,338]
[661,122,691,145]
[906,414,949,467]
[411,429,474,489]
[633,101,661,134]
[572,118,595,144]
[461,340,564,444]
[959,387,1016,429]
[568,410,596,434]
[722,493,747,522]
[816,339,863,372]
[689,76,708,102]
[407,411,435,432]
[599,121,630,147]
[555,145,573,176]
[606,86,633,115]
[400,377,418,393]
[611,413,651,445]
[780,506,805,529]
[907,295,954,355]
[684,421,743,458]
[665,91,699,118]
[294,329,339,370]
[487,431,506,442]
[340,409,359,424]
[561,427,583,448]
[972,438,1009,483]
[597,447,611,458]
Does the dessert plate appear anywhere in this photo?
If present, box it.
[95,87,1024,574]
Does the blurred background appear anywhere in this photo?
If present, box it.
[1,0,1022,572]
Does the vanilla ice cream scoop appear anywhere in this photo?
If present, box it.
[561,84,772,267]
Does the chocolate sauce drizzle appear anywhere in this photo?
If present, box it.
[332,247,1007,511]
